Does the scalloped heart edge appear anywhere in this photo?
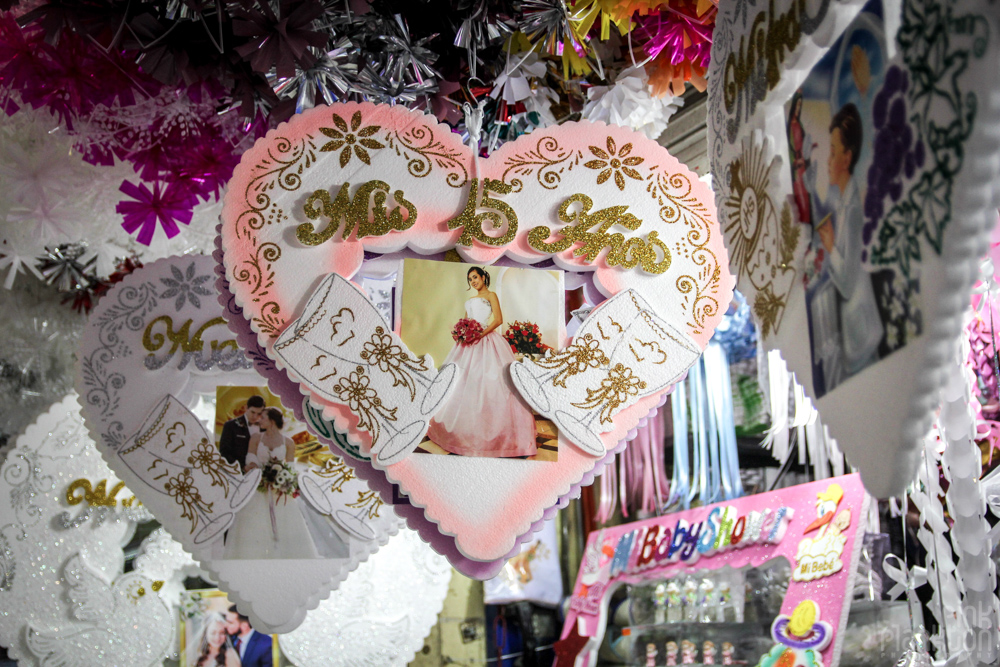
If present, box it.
[213,229,668,578]
[73,254,400,634]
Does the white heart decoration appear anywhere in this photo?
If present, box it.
[76,254,401,632]
[0,394,173,666]
[708,0,1000,496]
[218,102,733,571]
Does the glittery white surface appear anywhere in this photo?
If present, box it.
[282,528,451,667]
[134,527,204,610]
[0,394,174,666]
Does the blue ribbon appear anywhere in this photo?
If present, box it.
[668,378,690,509]
[705,343,744,500]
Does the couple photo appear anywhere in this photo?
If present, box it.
[183,592,275,667]
[785,0,918,398]
[214,387,349,560]
[397,259,565,461]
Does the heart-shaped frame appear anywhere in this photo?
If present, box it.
[219,102,733,571]
[708,0,1000,496]
[76,254,401,632]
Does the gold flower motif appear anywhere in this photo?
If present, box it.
[573,363,647,424]
[532,333,610,388]
[584,137,644,191]
[359,326,429,400]
[164,469,212,532]
[319,111,385,168]
[187,438,237,491]
[333,366,398,445]
[361,328,404,373]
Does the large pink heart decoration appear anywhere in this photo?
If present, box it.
[218,102,732,574]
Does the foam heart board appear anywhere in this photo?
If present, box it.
[76,254,400,632]
[707,0,1000,496]
[218,102,733,573]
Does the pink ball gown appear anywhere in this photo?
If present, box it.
[426,295,538,457]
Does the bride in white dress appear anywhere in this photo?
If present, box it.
[223,408,319,560]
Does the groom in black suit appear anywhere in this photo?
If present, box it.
[225,606,272,667]
[218,395,265,472]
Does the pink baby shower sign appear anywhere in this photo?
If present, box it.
[562,474,869,667]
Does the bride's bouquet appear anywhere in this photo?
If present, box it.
[503,320,549,356]
[451,318,484,346]
[257,459,299,501]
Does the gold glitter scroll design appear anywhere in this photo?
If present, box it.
[721,137,798,338]
[186,437,241,494]
[164,468,212,535]
[501,135,582,191]
[584,137,645,191]
[235,135,317,337]
[65,479,126,507]
[646,170,722,337]
[333,366,398,448]
[387,124,469,188]
[318,111,385,167]
[360,326,430,401]
[529,333,609,388]
[79,280,159,448]
[572,363,647,425]
[346,489,383,520]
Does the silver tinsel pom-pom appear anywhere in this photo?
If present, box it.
[0,278,84,441]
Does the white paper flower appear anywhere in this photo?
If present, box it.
[582,66,682,141]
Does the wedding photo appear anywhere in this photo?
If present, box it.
[397,259,565,461]
[213,386,351,560]
[179,589,279,667]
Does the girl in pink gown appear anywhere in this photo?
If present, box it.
[426,267,538,457]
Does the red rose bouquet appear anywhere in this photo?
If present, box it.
[503,320,548,355]
[452,317,484,345]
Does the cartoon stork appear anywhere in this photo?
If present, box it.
[803,483,843,538]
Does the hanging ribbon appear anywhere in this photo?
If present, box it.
[704,342,743,500]
[761,350,791,463]
[668,379,690,509]
[689,359,710,506]
[883,554,928,625]
[267,487,278,542]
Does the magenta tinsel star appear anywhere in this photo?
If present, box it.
[116,179,196,245]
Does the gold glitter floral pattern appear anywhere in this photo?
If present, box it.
[234,134,317,337]
[346,489,383,519]
[530,334,609,387]
[721,134,798,338]
[360,326,430,400]
[500,135,582,191]
[585,137,644,191]
[186,437,240,493]
[164,469,212,534]
[387,125,469,187]
[333,366,397,446]
[572,363,647,425]
[646,170,722,337]
[319,111,385,167]
[313,455,356,492]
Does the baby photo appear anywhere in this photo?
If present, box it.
[397,258,565,461]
